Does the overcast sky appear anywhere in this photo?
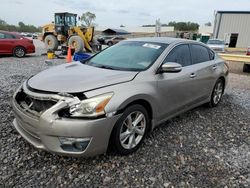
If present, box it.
[1,0,250,27]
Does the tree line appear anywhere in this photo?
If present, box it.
[142,21,200,31]
[0,19,41,33]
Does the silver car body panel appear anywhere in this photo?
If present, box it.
[28,63,138,93]
[12,37,229,156]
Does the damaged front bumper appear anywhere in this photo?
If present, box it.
[11,82,121,157]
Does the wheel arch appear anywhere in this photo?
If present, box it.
[218,76,226,93]
[116,98,154,132]
[12,45,26,55]
[107,98,154,153]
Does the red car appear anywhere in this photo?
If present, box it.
[0,30,35,57]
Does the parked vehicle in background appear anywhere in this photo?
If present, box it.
[97,36,113,45]
[207,39,226,53]
[0,30,35,57]
[105,36,126,46]
[12,37,228,157]
[32,33,38,39]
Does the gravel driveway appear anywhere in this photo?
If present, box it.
[0,47,249,187]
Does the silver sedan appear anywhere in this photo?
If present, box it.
[207,39,226,53]
[12,37,229,157]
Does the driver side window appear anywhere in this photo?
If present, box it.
[164,44,191,67]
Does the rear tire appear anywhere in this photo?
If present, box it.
[209,78,224,107]
[68,36,84,53]
[44,35,58,50]
[13,46,26,58]
[110,104,149,155]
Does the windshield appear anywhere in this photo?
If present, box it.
[207,40,224,45]
[85,41,167,71]
[65,15,76,26]
[55,14,76,26]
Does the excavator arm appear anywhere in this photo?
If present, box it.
[72,26,94,52]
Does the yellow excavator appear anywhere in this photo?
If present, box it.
[41,12,94,53]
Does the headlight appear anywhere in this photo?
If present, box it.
[69,92,113,117]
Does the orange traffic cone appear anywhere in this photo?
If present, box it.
[66,46,72,63]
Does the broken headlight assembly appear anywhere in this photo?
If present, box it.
[68,92,114,118]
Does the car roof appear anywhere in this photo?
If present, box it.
[126,37,191,45]
[0,30,20,35]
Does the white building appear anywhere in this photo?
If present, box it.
[213,11,250,48]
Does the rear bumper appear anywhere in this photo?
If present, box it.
[212,48,225,53]
[12,98,121,157]
[26,45,35,54]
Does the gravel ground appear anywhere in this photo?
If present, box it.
[0,41,249,187]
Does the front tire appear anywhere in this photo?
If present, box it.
[209,78,224,107]
[44,35,58,50]
[13,46,26,58]
[110,104,149,155]
[68,36,84,53]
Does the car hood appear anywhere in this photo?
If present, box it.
[27,62,138,93]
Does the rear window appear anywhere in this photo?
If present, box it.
[191,44,210,64]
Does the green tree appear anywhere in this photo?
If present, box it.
[205,22,212,26]
[0,18,41,32]
[80,12,96,26]
[168,21,199,31]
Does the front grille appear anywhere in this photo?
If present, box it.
[15,89,57,117]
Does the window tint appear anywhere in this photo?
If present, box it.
[0,33,4,39]
[164,44,191,67]
[3,33,16,39]
[191,44,210,64]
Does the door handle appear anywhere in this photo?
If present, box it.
[190,73,196,78]
[212,65,217,70]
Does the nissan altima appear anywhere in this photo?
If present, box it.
[12,37,229,156]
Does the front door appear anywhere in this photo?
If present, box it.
[156,44,199,120]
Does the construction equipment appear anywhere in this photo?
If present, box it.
[41,12,94,53]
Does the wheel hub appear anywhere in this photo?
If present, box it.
[119,111,146,150]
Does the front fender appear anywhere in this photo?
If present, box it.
[83,81,159,120]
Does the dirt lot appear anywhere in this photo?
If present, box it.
[0,40,249,187]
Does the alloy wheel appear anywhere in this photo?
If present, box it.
[15,48,25,57]
[213,81,223,104]
[119,111,146,150]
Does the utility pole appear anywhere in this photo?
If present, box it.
[155,19,161,37]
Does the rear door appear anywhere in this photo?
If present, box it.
[156,44,197,120]
[189,44,216,100]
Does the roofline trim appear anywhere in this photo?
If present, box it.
[217,10,250,14]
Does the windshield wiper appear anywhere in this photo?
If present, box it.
[96,65,115,70]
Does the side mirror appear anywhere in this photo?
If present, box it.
[160,62,182,73]
[225,43,229,45]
